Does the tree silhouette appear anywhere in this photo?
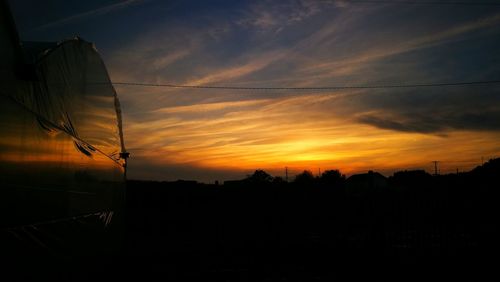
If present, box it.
[245,169,273,183]
[294,170,315,184]
[319,169,345,186]
[272,176,286,184]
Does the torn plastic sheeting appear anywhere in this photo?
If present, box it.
[4,93,119,164]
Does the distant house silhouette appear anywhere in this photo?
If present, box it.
[390,170,432,188]
[224,179,246,186]
[346,171,388,196]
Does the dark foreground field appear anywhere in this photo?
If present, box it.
[123,165,499,281]
[3,160,500,281]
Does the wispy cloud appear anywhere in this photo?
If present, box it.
[152,99,271,114]
[186,49,289,86]
[294,12,500,83]
[236,0,324,33]
[33,0,147,30]
[152,49,191,71]
[125,92,500,181]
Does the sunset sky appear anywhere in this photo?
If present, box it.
[10,0,500,182]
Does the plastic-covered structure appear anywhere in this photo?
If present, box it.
[0,38,127,226]
[0,1,127,274]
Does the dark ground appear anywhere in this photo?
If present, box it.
[3,160,500,281]
[122,163,499,281]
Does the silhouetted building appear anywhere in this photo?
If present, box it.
[390,170,432,187]
[346,170,388,196]
[174,179,198,185]
[224,179,247,186]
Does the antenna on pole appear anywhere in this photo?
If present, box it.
[432,161,440,176]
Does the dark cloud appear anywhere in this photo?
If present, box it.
[357,108,500,134]
[356,114,445,134]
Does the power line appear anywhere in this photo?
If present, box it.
[108,79,500,91]
[333,0,500,6]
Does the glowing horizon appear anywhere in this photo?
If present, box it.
[119,91,500,181]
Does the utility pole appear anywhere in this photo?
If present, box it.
[285,167,288,182]
[318,168,321,177]
[432,161,440,176]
